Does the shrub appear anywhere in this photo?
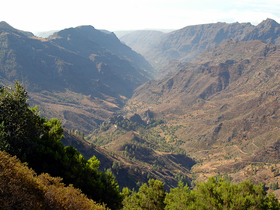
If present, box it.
[0,151,107,210]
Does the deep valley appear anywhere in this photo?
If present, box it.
[2,18,280,208]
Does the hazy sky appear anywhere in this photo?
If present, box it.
[1,0,280,33]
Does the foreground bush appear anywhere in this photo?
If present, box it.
[0,151,108,210]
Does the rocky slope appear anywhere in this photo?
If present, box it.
[122,39,280,192]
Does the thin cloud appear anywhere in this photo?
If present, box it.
[1,0,280,32]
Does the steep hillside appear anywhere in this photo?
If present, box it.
[123,39,280,193]
[243,19,280,45]
[34,30,58,38]
[149,22,254,66]
[0,22,152,134]
[49,25,153,77]
[131,39,280,104]
[62,129,195,190]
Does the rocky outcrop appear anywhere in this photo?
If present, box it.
[140,109,154,124]
[103,115,124,125]
[128,113,145,124]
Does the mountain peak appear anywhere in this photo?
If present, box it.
[257,18,280,28]
[0,21,34,37]
[76,25,96,30]
[0,21,14,30]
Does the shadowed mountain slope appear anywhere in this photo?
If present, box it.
[49,25,153,77]
[0,22,152,133]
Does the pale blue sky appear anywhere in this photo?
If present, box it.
[1,0,280,33]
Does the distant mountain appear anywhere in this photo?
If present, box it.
[0,22,152,134]
[120,18,280,79]
[114,30,136,38]
[115,29,174,39]
[131,39,280,106]
[34,30,58,38]
[150,22,253,66]
[0,21,34,37]
[242,18,280,44]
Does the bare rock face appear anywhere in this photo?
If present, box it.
[103,115,124,125]
[128,113,145,125]
[242,18,280,45]
[140,109,154,124]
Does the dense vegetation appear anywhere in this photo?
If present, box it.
[94,119,185,154]
[123,178,280,210]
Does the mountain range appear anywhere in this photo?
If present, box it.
[120,18,280,79]
[2,18,280,195]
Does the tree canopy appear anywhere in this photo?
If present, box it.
[0,81,122,209]
[122,179,166,210]
[165,177,280,210]
[122,177,280,210]
[0,81,45,160]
